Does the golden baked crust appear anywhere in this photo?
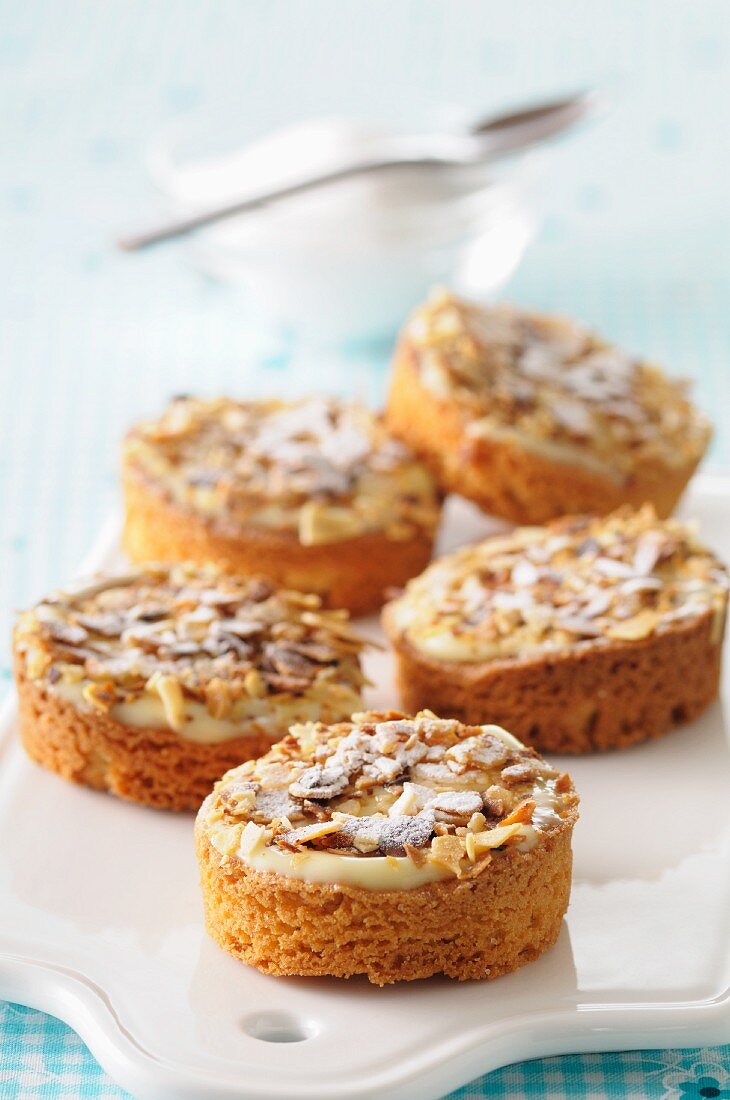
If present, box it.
[387,290,711,522]
[13,563,366,810]
[383,605,722,754]
[383,508,728,753]
[122,396,442,614]
[15,661,276,811]
[195,710,578,983]
[123,465,435,616]
[195,824,574,984]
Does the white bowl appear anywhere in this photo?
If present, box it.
[147,117,542,343]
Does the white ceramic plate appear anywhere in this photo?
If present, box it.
[2,479,730,1100]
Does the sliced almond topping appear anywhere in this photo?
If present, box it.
[224,787,257,817]
[25,646,53,680]
[606,608,659,641]
[467,822,523,856]
[239,820,267,856]
[388,782,425,817]
[427,789,484,822]
[201,708,578,880]
[403,842,428,867]
[390,499,725,668]
[298,502,366,547]
[148,673,186,731]
[243,668,267,698]
[17,561,367,723]
[429,834,466,875]
[460,853,493,879]
[499,798,536,827]
[210,822,244,857]
[81,681,116,713]
[275,820,343,849]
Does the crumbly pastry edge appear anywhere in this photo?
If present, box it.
[123,395,442,548]
[386,343,708,523]
[382,600,725,754]
[194,803,576,984]
[13,560,368,743]
[122,462,437,615]
[13,657,314,811]
[398,290,711,475]
[383,504,729,664]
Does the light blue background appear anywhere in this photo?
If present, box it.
[1,3,729,1097]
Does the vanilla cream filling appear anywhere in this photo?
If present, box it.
[390,599,507,662]
[238,844,451,889]
[466,420,624,482]
[402,622,505,663]
[52,680,361,744]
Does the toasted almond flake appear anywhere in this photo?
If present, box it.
[427,789,484,821]
[403,842,428,867]
[239,820,267,856]
[389,505,726,666]
[606,608,659,641]
[405,293,710,477]
[242,668,266,697]
[16,563,367,726]
[204,677,236,720]
[127,397,437,547]
[275,820,343,849]
[81,681,116,713]
[148,673,186,731]
[257,762,295,789]
[210,822,244,856]
[445,734,511,772]
[558,616,602,637]
[61,665,85,684]
[512,560,539,587]
[516,825,539,852]
[499,798,536,827]
[200,709,577,880]
[468,822,524,855]
[226,789,257,817]
[429,834,466,875]
[298,501,367,547]
[25,647,52,680]
[500,761,548,787]
[460,853,493,879]
[388,783,424,817]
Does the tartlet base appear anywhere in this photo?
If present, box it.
[122,463,435,617]
[194,820,575,985]
[386,347,706,523]
[15,661,279,811]
[382,603,723,754]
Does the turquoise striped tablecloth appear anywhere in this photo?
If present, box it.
[2,2,729,1096]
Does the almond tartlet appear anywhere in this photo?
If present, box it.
[195,710,578,985]
[13,564,366,810]
[387,289,711,523]
[383,507,728,754]
[122,395,442,615]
